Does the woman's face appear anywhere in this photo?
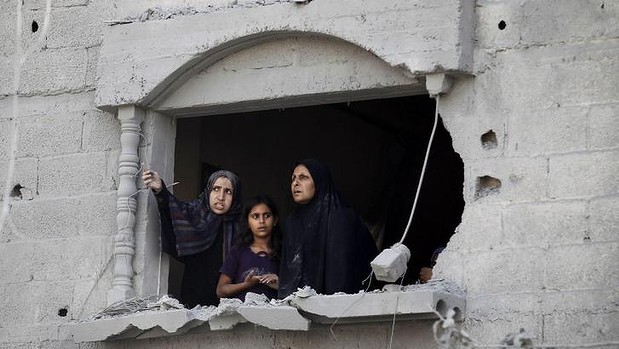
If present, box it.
[247,203,278,239]
[209,176,234,214]
[291,164,315,205]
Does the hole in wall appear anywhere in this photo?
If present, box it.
[475,176,501,199]
[601,2,604,9]
[31,20,39,33]
[481,130,497,149]
[58,308,68,317]
[436,299,447,317]
[498,20,506,30]
[10,184,23,199]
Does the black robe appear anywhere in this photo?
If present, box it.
[279,159,378,298]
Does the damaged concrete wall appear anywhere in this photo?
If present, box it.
[434,0,619,345]
[0,0,617,348]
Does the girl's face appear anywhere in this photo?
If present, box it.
[291,164,315,205]
[247,203,278,239]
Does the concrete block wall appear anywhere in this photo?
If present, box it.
[0,1,120,347]
[0,0,617,348]
[436,0,619,346]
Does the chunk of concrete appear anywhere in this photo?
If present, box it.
[290,286,465,324]
[71,309,203,342]
[237,305,310,331]
[208,313,247,331]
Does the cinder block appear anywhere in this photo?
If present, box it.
[588,196,619,242]
[0,118,11,160]
[548,150,619,199]
[71,276,111,321]
[474,2,521,50]
[81,109,120,152]
[539,289,618,315]
[463,248,546,295]
[545,242,619,290]
[506,106,588,156]
[13,92,95,118]
[463,313,542,348]
[465,156,549,203]
[31,236,112,282]
[19,47,88,95]
[589,103,619,150]
[468,292,541,318]
[519,1,618,45]
[493,41,618,110]
[0,157,38,196]
[9,192,116,240]
[53,0,90,7]
[38,152,107,197]
[0,56,13,97]
[84,46,99,89]
[504,201,587,247]
[456,203,503,252]
[0,14,16,61]
[16,114,82,158]
[0,242,35,283]
[46,7,106,49]
[0,282,38,327]
[542,311,619,345]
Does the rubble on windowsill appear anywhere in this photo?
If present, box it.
[70,279,465,342]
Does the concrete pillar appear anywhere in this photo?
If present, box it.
[107,105,144,305]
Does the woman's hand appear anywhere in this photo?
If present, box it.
[258,273,279,290]
[142,170,162,193]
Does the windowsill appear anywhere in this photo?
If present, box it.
[70,280,465,343]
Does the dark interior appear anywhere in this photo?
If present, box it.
[168,95,464,297]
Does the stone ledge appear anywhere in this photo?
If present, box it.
[69,282,464,343]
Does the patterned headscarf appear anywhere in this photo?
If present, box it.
[162,170,242,256]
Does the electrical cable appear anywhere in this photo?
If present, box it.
[399,94,440,244]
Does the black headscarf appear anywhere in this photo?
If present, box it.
[279,159,378,298]
[157,170,242,257]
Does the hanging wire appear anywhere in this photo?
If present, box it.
[399,94,440,244]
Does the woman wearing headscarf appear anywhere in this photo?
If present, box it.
[143,169,242,307]
[279,159,378,298]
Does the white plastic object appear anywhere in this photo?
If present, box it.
[370,243,411,282]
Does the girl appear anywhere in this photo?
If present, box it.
[216,195,282,301]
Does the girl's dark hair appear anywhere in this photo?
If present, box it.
[237,194,282,259]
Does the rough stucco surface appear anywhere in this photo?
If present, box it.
[0,0,618,348]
